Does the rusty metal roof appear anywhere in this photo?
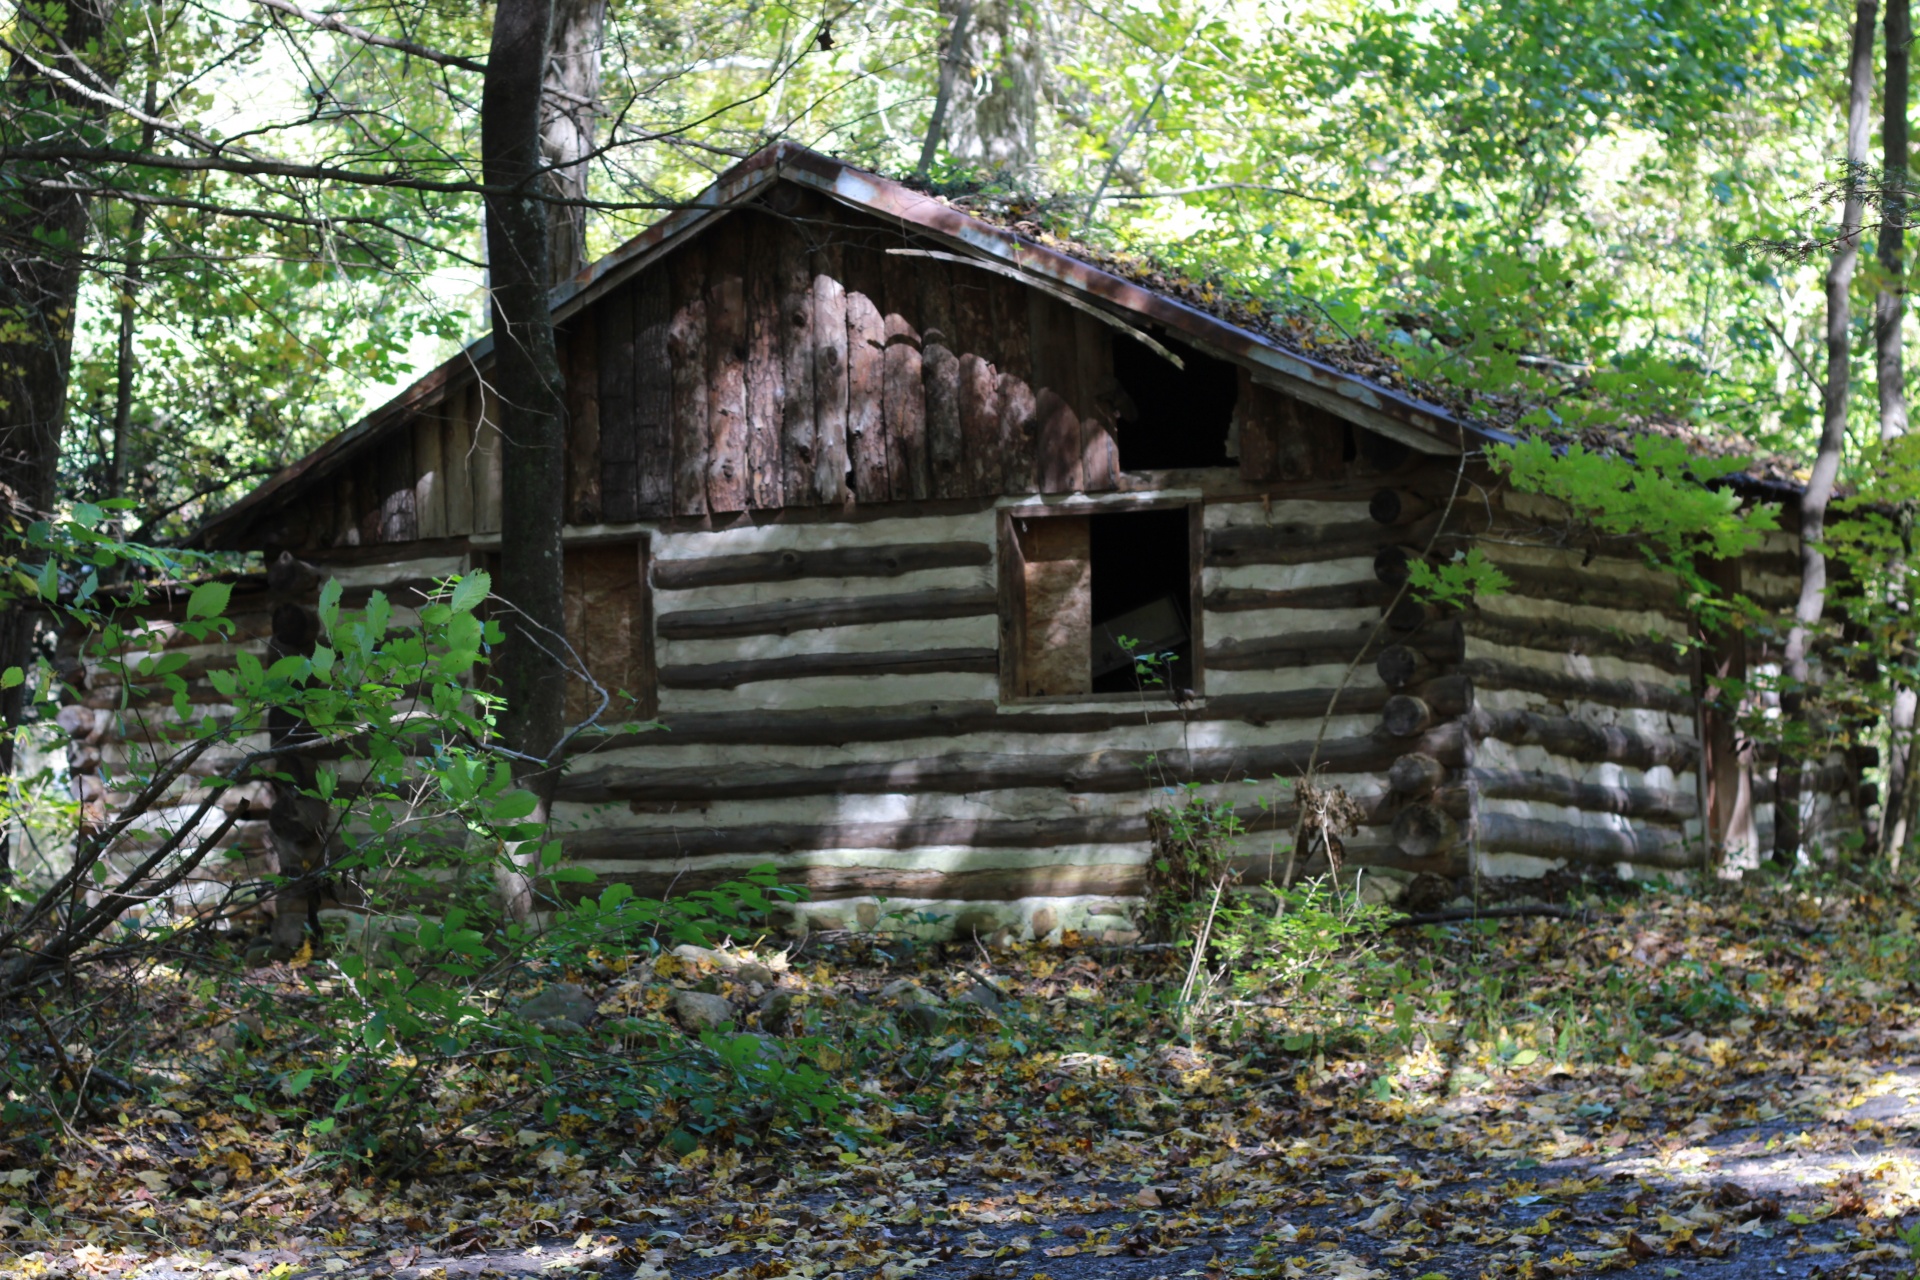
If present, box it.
[188,143,1506,549]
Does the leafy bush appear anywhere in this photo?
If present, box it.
[0,518,848,1167]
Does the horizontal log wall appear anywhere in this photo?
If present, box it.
[1462,539,1705,875]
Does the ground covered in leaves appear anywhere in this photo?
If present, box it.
[9,882,1920,1280]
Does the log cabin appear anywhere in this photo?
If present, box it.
[61,144,1868,938]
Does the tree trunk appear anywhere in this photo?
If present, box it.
[934,0,1044,180]
[108,82,160,513]
[483,0,570,919]
[541,0,605,283]
[1880,0,1915,862]
[0,0,120,887]
[1777,0,1878,868]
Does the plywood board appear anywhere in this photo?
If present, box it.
[1017,514,1090,697]
[563,541,653,725]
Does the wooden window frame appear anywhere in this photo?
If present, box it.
[997,497,1205,705]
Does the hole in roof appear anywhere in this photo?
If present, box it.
[1110,332,1237,471]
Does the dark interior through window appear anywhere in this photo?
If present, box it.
[1089,506,1193,694]
[1110,333,1238,471]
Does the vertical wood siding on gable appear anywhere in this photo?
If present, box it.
[565,309,602,525]
[264,204,1341,551]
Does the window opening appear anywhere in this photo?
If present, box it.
[1110,333,1237,471]
[1006,506,1196,699]
[1090,507,1193,694]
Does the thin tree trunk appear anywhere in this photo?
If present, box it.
[0,0,120,888]
[1881,0,1916,862]
[917,0,973,180]
[108,83,159,511]
[541,0,605,283]
[1777,0,1878,868]
[483,0,569,920]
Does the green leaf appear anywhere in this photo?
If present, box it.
[187,580,232,620]
[0,667,21,690]
[450,570,491,614]
[318,579,343,632]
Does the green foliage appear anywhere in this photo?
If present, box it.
[1184,876,1398,1055]
[1141,787,1247,944]
[1406,548,1512,609]
[1488,436,1780,637]
[0,522,846,1165]
[1490,436,1777,566]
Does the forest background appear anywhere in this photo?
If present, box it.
[13,0,1863,542]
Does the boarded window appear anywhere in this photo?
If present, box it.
[1003,506,1199,700]
[563,541,655,724]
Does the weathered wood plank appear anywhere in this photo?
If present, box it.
[1476,811,1694,869]
[668,241,710,518]
[558,721,1470,803]
[651,540,990,590]
[580,859,1150,905]
[990,276,1037,494]
[949,271,999,495]
[634,267,674,519]
[658,646,998,690]
[1487,562,1689,618]
[568,812,1153,859]
[473,380,503,534]
[1075,310,1118,491]
[1030,294,1083,493]
[1207,621,1464,672]
[656,585,996,640]
[1018,515,1090,697]
[1234,370,1280,483]
[353,455,381,546]
[1455,657,1694,714]
[1205,582,1389,613]
[811,240,851,505]
[845,264,888,504]
[779,220,819,505]
[1470,707,1699,769]
[597,278,637,521]
[378,430,417,543]
[1206,512,1448,566]
[413,414,445,540]
[743,214,786,508]
[565,309,602,525]
[1466,616,1692,676]
[566,689,1394,751]
[562,796,1451,864]
[704,219,749,513]
[880,247,929,500]
[1469,768,1699,822]
[919,260,965,499]
[959,354,1002,497]
[327,461,354,547]
[441,384,474,536]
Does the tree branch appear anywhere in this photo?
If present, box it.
[251,0,488,74]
